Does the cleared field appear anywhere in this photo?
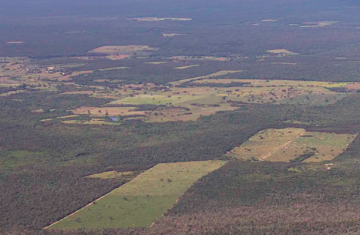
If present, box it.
[88,46,158,55]
[111,94,204,105]
[169,70,243,86]
[174,65,199,69]
[228,128,306,161]
[99,67,129,71]
[301,21,338,27]
[72,107,145,116]
[162,33,184,37]
[266,49,298,55]
[227,128,356,162]
[47,161,226,229]
[62,119,121,125]
[86,171,135,179]
[269,132,357,162]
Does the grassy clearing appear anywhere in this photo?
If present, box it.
[266,49,298,55]
[112,94,203,105]
[88,46,158,55]
[228,128,305,161]
[86,171,135,180]
[228,128,356,162]
[47,161,226,229]
[269,132,357,162]
[174,65,199,69]
[62,119,121,125]
[98,67,129,71]
[169,70,243,86]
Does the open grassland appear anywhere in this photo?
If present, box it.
[71,107,145,117]
[86,171,135,180]
[62,119,122,125]
[169,70,243,86]
[47,161,226,229]
[174,65,200,69]
[269,132,357,162]
[228,128,356,162]
[88,46,158,55]
[266,49,298,55]
[98,67,129,71]
[301,21,338,27]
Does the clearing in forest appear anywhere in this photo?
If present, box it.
[227,128,356,162]
[174,65,200,69]
[267,49,298,55]
[86,171,135,180]
[47,161,226,229]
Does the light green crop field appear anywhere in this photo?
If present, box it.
[47,160,226,229]
[227,128,356,162]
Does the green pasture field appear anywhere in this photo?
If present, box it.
[47,161,226,229]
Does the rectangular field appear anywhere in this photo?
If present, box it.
[47,161,226,229]
[227,128,356,162]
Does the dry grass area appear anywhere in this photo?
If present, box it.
[5,41,24,44]
[145,62,167,65]
[62,119,121,125]
[269,132,357,162]
[228,128,306,161]
[86,171,135,179]
[267,49,298,55]
[88,45,158,55]
[227,128,356,162]
[162,33,184,37]
[47,161,225,229]
[262,19,277,22]
[71,107,145,117]
[169,70,243,86]
[174,65,200,70]
[301,21,338,27]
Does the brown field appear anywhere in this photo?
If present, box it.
[227,128,356,162]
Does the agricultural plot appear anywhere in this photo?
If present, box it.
[174,65,200,69]
[227,128,356,162]
[86,171,135,180]
[47,161,226,229]
[266,49,298,55]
